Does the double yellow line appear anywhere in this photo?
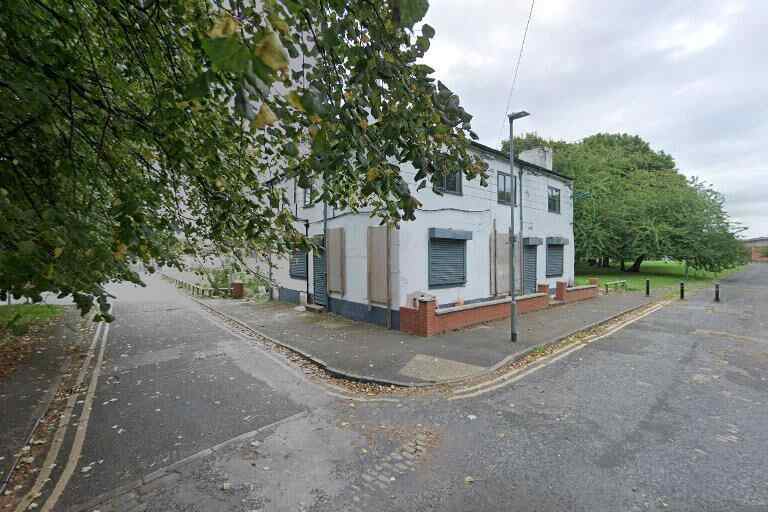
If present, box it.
[449,302,669,401]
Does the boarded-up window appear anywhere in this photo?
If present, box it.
[546,244,564,277]
[491,231,523,295]
[327,228,345,294]
[494,232,509,295]
[289,249,307,279]
[368,226,389,305]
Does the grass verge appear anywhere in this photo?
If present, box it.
[575,260,744,293]
[0,304,64,338]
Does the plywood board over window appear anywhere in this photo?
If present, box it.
[327,228,345,294]
[367,226,390,306]
[491,231,521,296]
[494,232,510,295]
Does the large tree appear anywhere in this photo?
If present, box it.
[0,0,485,319]
[501,132,745,273]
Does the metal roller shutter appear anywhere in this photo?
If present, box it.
[289,249,307,279]
[429,238,466,288]
[523,245,538,294]
[313,242,327,306]
[546,244,564,277]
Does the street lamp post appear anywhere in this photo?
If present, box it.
[508,111,529,342]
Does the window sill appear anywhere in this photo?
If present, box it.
[433,188,463,197]
[428,282,467,290]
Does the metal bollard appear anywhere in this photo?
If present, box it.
[680,282,685,300]
[715,283,720,302]
[645,279,650,297]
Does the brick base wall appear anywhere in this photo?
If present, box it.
[751,247,768,262]
[435,301,510,334]
[517,293,549,313]
[400,293,550,337]
[555,282,598,303]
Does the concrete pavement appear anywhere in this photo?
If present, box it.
[206,291,654,386]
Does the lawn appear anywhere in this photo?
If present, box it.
[0,304,64,337]
[575,260,744,293]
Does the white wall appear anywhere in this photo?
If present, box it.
[518,170,575,290]
[270,144,575,309]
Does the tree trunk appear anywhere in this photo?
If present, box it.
[601,256,610,268]
[620,259,626,272]
[627,255,645,272]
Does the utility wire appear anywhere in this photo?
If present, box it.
[499,0,536,143]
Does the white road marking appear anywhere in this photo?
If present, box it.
[449,302,668,400]
[14,321,103,512]
[39,322,110,512]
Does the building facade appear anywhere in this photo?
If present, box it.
[265,142,575,330]
[743,237,768,262]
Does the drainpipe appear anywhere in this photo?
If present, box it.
[385,226,392,329]
[519,165,525,292]
[304,219,310,303]
[323,201,328,309]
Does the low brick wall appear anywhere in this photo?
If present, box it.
[517,292,549,314]
[400,292,549,337]
[399,306,419,335]
[751,247,768,262]
[555,282,598,303]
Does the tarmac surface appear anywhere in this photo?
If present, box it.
[4,265,767,511]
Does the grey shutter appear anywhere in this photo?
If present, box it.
[523,245,538,294]
[289,250,307,279]
[313,243,327,306]
[429,238,466,288]
[546,244,564,277]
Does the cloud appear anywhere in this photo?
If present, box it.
[421,0,767,236]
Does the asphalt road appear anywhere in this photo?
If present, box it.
[49,265,768,511]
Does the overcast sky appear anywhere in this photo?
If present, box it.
[421,0,766,238]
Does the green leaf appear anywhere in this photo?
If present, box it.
[284,142,299,157]
[287,91,304,111]
[208,14,240,38]
[421,23,436,38]
[299,90,323,115]
[393,0,430,27]
[184,72,213,99]
[246,59,274,90]
[202,37,251,74]
[254,32,289,71]
[268,13,289,34]
[252,103,278,129]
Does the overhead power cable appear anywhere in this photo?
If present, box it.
[498,0,536,143]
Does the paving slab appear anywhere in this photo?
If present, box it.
[206,291,655,386]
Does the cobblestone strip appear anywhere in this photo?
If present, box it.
[344,432,432,510]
